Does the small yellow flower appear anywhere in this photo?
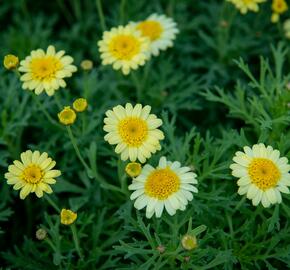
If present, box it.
[4,150,61,199]
[271,0,288,23]
[181,234,198,250]
[36,228,47,240]
[3,54,19,70]
[58,106,77,125]
[73,98,88,112]
[60,209,77,225]
[80,59,93,71]
[125,162,142,177]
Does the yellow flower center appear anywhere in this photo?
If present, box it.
[109,35,141,60]
[248,158,281,190]
[145,167,180,200]
[137,20,163,41]
[118,117,148,147]
[22,165,43,184]
[30,56,62,81]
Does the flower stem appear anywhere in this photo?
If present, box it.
[71,224,83,260]
[32,94,60,127]
[66,126,91,172]
[96,0,106,32]
[232,196,246,214]
[44,195,60,212]
[131,72,142,102]
[119,0,126,24]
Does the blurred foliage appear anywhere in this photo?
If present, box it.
[0,0,290,269]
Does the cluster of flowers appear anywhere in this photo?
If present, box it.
[98,14,179,75]
[2,12,290,224]
[103,103,290,218]
[227,0,288,23]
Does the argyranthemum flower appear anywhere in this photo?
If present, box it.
[73,98,88,112]
[128,157,198,218]
[60,209,77,225]
[58,106,77,125]
[104,103,164,163]
[125,162,142,177]
[98,25,149,75]
[19,45,77,96]
[271,0,288,23]
[227,0,266,14]
[4,150,61,199]
[3,54,19,70]
[132,14,179,57]
[230,143,290,208]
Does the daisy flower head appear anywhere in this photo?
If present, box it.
[230,143,290,208]
[132,14,179,57]
[128,157,198,218]
[4,150,61,199]
[227,0,266,14]
[19,45,77,96]
[104,103,164,163]
[271,0,288,23]
[98,25,149,75]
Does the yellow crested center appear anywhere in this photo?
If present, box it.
[248,158,281,190]
[145,167,180,200]
[22,165,43,184]
[109,35,141,60]
[30,56,62,81]
[137,20,163,41]
[118,117,148,147]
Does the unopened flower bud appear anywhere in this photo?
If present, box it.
[36,228,47,240]
[156,245,165,253]
[181,234,198,251]
[3,54,19,70]
[80,60,93,71]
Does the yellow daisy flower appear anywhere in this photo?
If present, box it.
[3,54,19,70]
[58,106,77,125]
[271,0,288,23]
[230,143,290,208]
[98,25,149,75]
[227,0,266,14]
[128,157,198,218]
[133,14,179,57]
[18,45,77,96]
[125,162,142,177]
[104,103,164,163]
[60,209,77,225]
[73,98,88,112]
[4,150,61,199]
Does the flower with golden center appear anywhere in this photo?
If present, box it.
[104,103,164,163]
[80,59,93,71]
[3,54,19,70]
[125,162,142,177]
[98,25,149,75]
[4,150,61,199]
[73,98,88,112]
[128,157,198,218]
[18,45,77,96]
[227,0,266,14]
[230,143,290,208]
[271,0,288,23]
[132,14,179,57]
[181,234,198,250]
[60,209,77,225]
[58,106,77,125]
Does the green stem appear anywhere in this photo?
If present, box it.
[54,93,63,110]
[71,224,83,259]
[131,72,142,102]
[232,196,246,214]
[96,0,106,31]
[119,0,126,24]
[44,195,60,212]
[32,94,60,127]
[66,126,90,172]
